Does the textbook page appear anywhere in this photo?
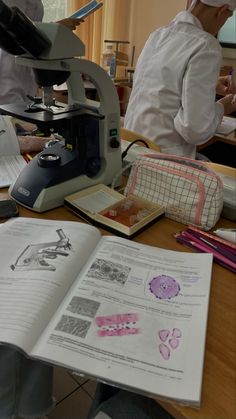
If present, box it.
[0,218,101,353]
[216,116,236,136]
[0,115,26,187]
[0,116,20,156]
[0,155,27,188]
[34,236,213,405]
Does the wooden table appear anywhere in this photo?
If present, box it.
[198,123,236,150]
[0,189,235,419]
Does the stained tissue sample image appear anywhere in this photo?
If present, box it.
[87,258,131,285]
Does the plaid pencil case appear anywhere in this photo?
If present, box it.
[124,154,224,230]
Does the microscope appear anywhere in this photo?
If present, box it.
[0,1,122,212]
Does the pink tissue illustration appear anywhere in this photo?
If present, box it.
[159,343,170,360]
[149,275,180,300]
[95,313,140,337]
[158,328,182,360]
[158,329,170,342]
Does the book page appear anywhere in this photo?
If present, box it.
[0,116,25,187]
[0,218,101,354]
[0,155,27,188]
[74,189,119,214]
[34,236,213,405]
[0,116,20,156]
[216,116,236,136]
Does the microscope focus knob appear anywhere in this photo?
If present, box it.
[38,154,61,168]
[85,157,101,177]
[110,137,120,149]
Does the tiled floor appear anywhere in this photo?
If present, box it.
[47,366,97,419]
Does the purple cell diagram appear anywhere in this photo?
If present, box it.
[158,327,182,360]
[149,275,180,300]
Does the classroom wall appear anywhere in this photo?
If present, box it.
[102,0,235,71]
[128,0,186,65]
[101,0,186,66]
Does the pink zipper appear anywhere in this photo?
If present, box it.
[141,153,224,189]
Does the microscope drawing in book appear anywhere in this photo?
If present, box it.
[0,2,121,212]
[10,229,72,272]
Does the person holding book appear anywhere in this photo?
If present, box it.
[124,0,236,159]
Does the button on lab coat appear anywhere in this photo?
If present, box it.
[124,11,224,158]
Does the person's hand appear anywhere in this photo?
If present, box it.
[57,18,84,31]
[218,94,236,115]
[216,75,236,96]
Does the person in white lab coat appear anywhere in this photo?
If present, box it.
[124,0,236,158]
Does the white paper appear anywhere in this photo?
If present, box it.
[74,190,119,214]
[0,155,27,187]
[0,218,101,353]
[0,116,20,156]
[0,116,25,187]
[217,116,236,135]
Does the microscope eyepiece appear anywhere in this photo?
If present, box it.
[0,0,51,57]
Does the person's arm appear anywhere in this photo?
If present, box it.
[17,135,51,154]
[174,45,225,145]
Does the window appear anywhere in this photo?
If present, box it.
[42,0,67,22]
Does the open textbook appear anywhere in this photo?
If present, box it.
[0,217,213,406]
[0,116,26,188]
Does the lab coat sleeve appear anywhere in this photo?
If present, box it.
[174,45,224,145]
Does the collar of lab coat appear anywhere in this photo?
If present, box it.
[171,11,203,31]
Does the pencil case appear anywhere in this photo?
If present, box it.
[124,154,224,230]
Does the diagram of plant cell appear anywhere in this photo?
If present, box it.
[149,275,180,299]
[158,327,182,360]
[95,313,140,337]
[87,258,131,285]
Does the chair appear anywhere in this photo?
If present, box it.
[116,85,132,116]
[120,127,161,152]
[206,162,236,177]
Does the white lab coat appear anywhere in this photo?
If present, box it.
[0,0,44,106]
[124,11,224,158]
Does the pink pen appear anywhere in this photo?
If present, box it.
[187,239,236,271]
[182,231,236,262]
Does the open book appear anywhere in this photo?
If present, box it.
[69,0,103,20]
[0,116,27,188]
[64,184,165,238]
[0,217,213,407]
